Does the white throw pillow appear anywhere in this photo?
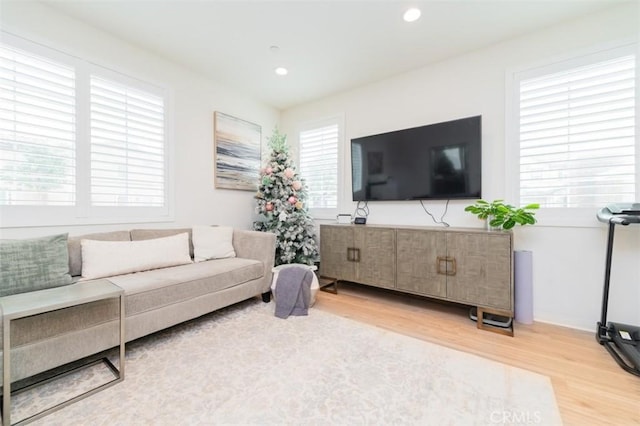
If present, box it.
[192,225,236,262]
[81,232,192,280]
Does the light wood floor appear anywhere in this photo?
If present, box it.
[313,282,640,426]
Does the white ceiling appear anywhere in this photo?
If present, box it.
[40,0,629,110]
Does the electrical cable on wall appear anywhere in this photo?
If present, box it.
[420,199,450,227]
[353,201,369,219]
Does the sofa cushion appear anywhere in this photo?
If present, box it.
[130,228,194,258]
[68,231,131,277]
[81,233,192,280]
[107,258,264,316]
[0,233,73,297]
[192,225,236,262]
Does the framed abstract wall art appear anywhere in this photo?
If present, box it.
[213,112,261,191]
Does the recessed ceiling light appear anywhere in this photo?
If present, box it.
[275,67,288,76]
[403,7,421,22]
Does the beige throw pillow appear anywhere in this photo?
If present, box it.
[192,226,236,262]
[81,232,192,280]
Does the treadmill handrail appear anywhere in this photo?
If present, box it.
[597,207,640,225]
[611,216,631,226]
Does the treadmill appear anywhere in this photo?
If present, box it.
[596,203,640,377]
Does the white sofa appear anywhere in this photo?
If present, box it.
[1,227,276,385]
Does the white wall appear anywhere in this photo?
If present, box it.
[281,4,640,331]
[0,1,279,238]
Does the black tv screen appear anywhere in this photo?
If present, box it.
[351,116,481,201]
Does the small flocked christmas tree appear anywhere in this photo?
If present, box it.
[253,128,319,266]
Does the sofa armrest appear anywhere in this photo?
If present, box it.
[232,229,276,292]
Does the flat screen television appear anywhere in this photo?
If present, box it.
[351,115,482,201]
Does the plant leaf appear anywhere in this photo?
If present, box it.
[503,219,516,229]
[489,218,503,227]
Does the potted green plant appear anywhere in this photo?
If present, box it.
[464,199,539,230]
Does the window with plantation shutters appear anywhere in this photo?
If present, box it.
[0,42,76,206]
[90,76,165,207]
[515,46,636,209]
[299,120,340,213]
[0,33,170,227]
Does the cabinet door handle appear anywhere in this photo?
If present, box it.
[436,256,447,275]
[347,247,360,262]
[447,257,456,276]
[436,256,456,276]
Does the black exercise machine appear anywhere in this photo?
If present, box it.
[596,203,640,377]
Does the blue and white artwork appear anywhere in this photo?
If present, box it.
[214,112,261,191]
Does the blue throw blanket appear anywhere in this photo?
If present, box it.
[274,267,313,319]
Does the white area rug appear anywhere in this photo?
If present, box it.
[16,299,562,425]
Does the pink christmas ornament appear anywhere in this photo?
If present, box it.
[292,180,302,190]
[265,166,273,175]
[284,168,294,179]
[265,202,273,211]
[288,196,297,204]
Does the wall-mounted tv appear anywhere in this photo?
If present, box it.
[351,115,481,201]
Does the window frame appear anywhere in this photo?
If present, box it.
[296,115,343,220]
[0,32,173,228]
[505,40,639,227]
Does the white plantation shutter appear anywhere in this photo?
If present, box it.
[299,121,339,210]
[90,76,165,207]
[0,33,171,227]
[517,49,636,208]
[0,43,76,206]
